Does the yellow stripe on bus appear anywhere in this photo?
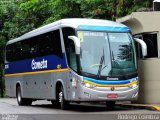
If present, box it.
[83,80,138,87]
[5,68,69,77]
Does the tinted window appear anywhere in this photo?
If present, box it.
[6,44,14,62]
[134,33,158,59]
[143,34,158,58]
[6,29,63,62]
[62,27,76,71]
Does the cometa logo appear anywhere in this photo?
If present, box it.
[31,59,48,70]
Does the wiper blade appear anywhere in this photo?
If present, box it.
[97,48,105,78]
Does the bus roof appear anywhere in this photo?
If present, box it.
[7,18,129,45]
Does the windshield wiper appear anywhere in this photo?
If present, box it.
[97,48,106,78]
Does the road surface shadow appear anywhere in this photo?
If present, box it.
[32,103,139,112]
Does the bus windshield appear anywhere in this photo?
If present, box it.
[78,31,137,78]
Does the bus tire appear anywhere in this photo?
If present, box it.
[16,86,32,106]
[106,101,116,109]
[51,100,59,108]
[58,86,69,110]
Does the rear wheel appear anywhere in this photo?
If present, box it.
[58,86,69,110]
[106,101,116,109]
[16,86,32,106]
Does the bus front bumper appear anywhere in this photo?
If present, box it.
[78,85,138,101]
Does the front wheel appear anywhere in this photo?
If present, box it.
[106,101,116,109]
[58,86,69,110]
[16,86,32,106]
[51,100,59,108]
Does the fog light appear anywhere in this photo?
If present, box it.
[132,92,138,98]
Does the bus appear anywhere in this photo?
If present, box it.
[5,18,147,110]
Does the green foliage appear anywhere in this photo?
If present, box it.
[0,0,153,41]
[44,0,82,24]
[19,0,52,27]
[0,0,153,72]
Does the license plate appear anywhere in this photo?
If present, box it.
[107,94,118,98]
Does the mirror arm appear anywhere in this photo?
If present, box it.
[68,36,81,74]
[68,36,80,54]
[134,38,147,57]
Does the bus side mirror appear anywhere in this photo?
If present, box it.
[68,36,80,54]
[134,38,147,57]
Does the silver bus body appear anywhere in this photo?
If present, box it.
[5,19,138,106]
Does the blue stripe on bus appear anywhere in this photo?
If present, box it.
[78,25,130,32]
[5,54,67,74]
[83,77,138,85]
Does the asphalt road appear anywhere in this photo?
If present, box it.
[0,98,160,120]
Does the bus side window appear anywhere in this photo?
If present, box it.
[51,30,63,58]
[21,41,30,59]
[14,42,23,61]
[6,30,63,61]
[6,44,14,62]
[38,34,50,56]
[69,40,77,71]
[29,37,39,58]
[62,27,77,71]
[38,30,63,58]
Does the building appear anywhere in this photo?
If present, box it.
[116,11,160,104]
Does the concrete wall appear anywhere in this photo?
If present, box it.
[138,58,160,103]
[117,12,160,104]
[116,12,160,35]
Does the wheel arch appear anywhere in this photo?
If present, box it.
[16,81,22,97]
[55,79,67,100]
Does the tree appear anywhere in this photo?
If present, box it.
[0,0,153,83]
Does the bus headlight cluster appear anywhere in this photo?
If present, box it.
[129,81,138,89]
[81,81,96,88]
[130,83,137,88]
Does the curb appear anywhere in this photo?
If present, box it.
[116,103,160,111]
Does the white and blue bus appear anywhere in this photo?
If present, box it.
[5,18,147,109]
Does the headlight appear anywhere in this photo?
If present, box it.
[130,83,137,88]
[81,81,96,88]
[129,80,138,89]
